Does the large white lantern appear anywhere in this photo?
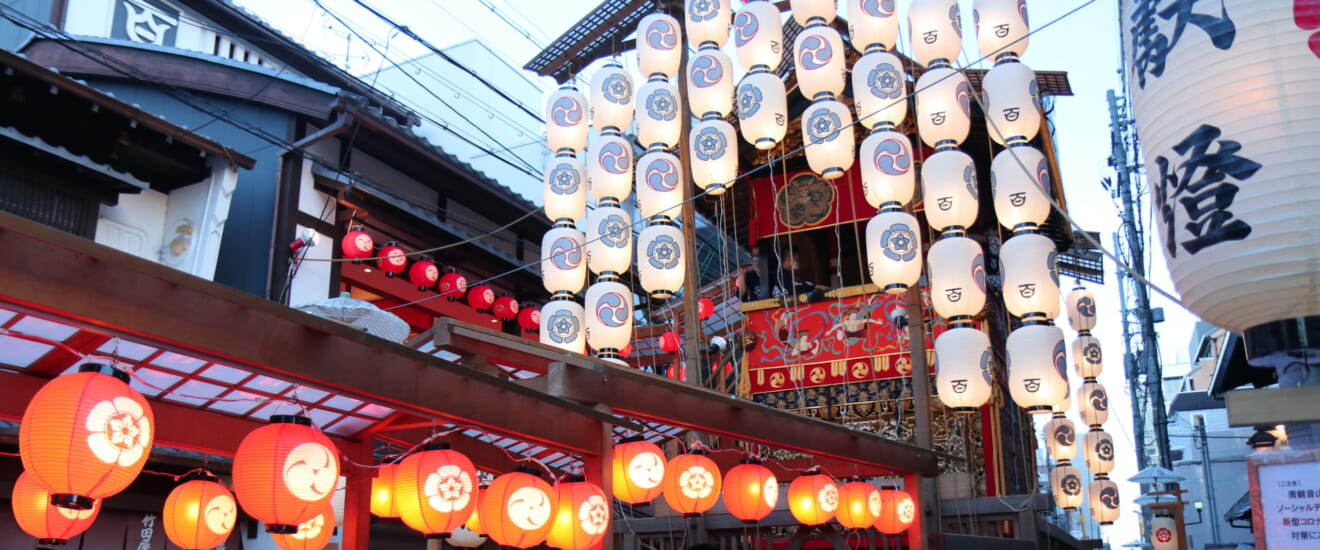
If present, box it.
[1044,414,1077,461]
[736,71,788,149]
[859,130,914,208]
[852,51,908,130]
[1050,464,1083,511]
[636,79,682,150]
[915,67,972,147]
[1083,429,1116,475]
[934,327,993,412]
[587,132,634,202]
[1000,232,1060,321]
[541,227,587,294]
[585,280,634,356]
[540,300,586,354]
[973,0,1030,61]
[545,86,589,154]
[802,99,854,179]
[1006,324,1068,413]
[690,118,738,194]
[921,149,978,233]
[586,204,633,275]
[982,61,1041,146]
[685,0,732,49]
[866,211,922,294]
[1089,476,1120,525]
[733,1,783,72]
[686,50,735,118]
[638,223,686,300]
[789,0,835,27]
[793,25,846,101]
[543,155,587,223]
[1072,334,1104,379]
[846,0,898,52]
[590,62,634,133]
[1065,285,1097,332]
[636,151,684,221]
[637,13,682,80]
[1077,380,1110,429]
[991,146,1051,230]
[907,0,962,67]
[927,236,986,320]
[1151,515,1178,550]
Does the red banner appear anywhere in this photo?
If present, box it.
[748,168,877,243]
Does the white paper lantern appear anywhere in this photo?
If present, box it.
[586,204,633,275]
[541,299,586,354]
[921,149,979,233]
[1083,429,1116,475]
[927,236,986,320]
[545,86,589,154]
[685,0,732,49]
[907,0,962,67]
[789,0,835,27]
[587,133,634,202]
[1151,515,1178,550]
[973,0,1030,61]
[860,130,914,208]
[541,227,587,294]
[733,1,783,72]
[1000,233,1060,320]
[1072,334,1104,379]
[690,118,738,194]
[1050,464,1083,511]
[585,280,634,354]
[636,151,684,222]
[982,61,1041,146]
[1006,324,1068,413]
[934,327,993,412]
[736,71,788,149]
[636,79,682,150]
[590,62,634,133]
[687,49,735,118]
[866,211,922,294]
[802,99,854,179]
[793,25,846,101]
[852,50,908,130]
[1044,414,1077,461]
[543,155,587,223]
[638,223,686,300]
[915,67,972,147]
[1077,380,1110,429]
[846,0,899,52]
[1088,476,1120,525]
[991,146,1051,230]
[1065,285,1097,332]
[637,13,682,80]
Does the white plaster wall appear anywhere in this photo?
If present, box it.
[61,0,115,37]
[95,188,167,261]
[297,158,334,221]
[287,223,333,308]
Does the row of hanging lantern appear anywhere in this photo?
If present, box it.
[541,78,591,356]
[1069,285,1121,526]
[637,13,687,301]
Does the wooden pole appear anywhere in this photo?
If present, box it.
[905,287,940,550]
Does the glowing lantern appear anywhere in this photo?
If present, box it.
[1151,515,1178,550]
[394,443,478,538]
[733,1,783,72]
[1000,232,1060,321]
[494,296,520,321]
[1077,380,1110,428]
[1065,285,1097,332]
[378,243,407,277]
[662,452,722,516]
[636,150,684,221]
[853,52,906,132]
[1006,324,1068,413]
[794,25,845,101]
[927,236,986,320]
[847,0,899,52]
[698,298,715,320]
[934,327,993,412]
[1050,463,1083,511]
[974,0,1030,61]
[518,307,540,333]
[690,118,738,194]
[408,259,439,291]
[921,149,979,233]
[163,473,237,550]
[836,480,881,530]
[685,0,731,49]
[637,13,682,80]
[586,204,633,275]
[737,71,788,150]
[440,272,468,301]
[915,67,972,148]
[341,226,373,260]
[233,415,338,533]
[982,61,1041,146]
[370,463,399,518]
[483,469,557,548]
[271,502,334,550]
[546,85,589,154]
[1083,429,1116,475]
[587,132,634,202]
[787,471,837,526]
[860,130,914,208]
[540,299,586,354]
[789,0,835,26]
[612,438,667,504]
[1044,413,1077,461]
[1088,476,1120,525]
[1072,334,1104,378]
[722,460,777,522]
[547,477,609,550]
[659,331,681,353]
[866,211,922,294]
[636,79,682,150]
[686,50,734,118]
[586,280,634,358]
[992,146,1051,231]
[11,471,100,545]
[802,99,855,179]
[907,0,962,67]
[874,489,915,535]
[639,223,686,300]
[465,486,486,534]
[542,227,587,294]
[590,62,634,133]
[544,154,588,223]
[468,285,496,312]
[19,363,154,510]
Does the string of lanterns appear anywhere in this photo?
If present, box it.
[1065,285,1122,526]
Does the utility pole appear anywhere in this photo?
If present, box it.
[1195,414,1222,545]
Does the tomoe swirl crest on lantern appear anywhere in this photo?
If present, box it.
[1090,388,1109,412]
[596,292,629,328]
[1054,422,1075,447]
[956,81,972,118]
[690,54,724,88]
[646,18,678,50]
[1052,339,1068,380]
[551,96,584,127]
[798,35,833,71]
[550,237,582,270]
[949,4,962,37]
[1047,250,1059,287]
[873,138,911,176]
[980,350,993,386]
[1099,485,1119,509]
[972,253,987,293]
[861,0,896,17]
[964,163,979,200]
[645,156,680,192]
[597,141,631,175]
[733,10,759,46]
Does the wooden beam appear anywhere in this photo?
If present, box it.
[1226,386,1320,427]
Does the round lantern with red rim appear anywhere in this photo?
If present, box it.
[494,295,520,321]
[468,285,496,312]
[341,226,374,261]
[394,443,478,538]
[722,460,778,523]
[874,489,915,534]
[836,479,882,530]
[408,259,440,291]
[659,331,680,353]
[12,470,100,545]
[787,470,838,525]
[163,472,238,550]
[697,298,714,320]
[377,242,408,277]
[611,438,667,504]
[271,501,335,550]
[662,451,722,516]
[232,414,339,533]
[19,362,154,510]
[440,272,468,301]
[546,476,610,550]
[370,463,400,518]
[518,307,541,333]
[481,468,557,549]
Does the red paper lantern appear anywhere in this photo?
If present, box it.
[12,471,100,545]
[620,342,633,358]
[697,298,714,320]
[272,501,335,550]
[874,489,915,535]
[440,272,468,300]
[722,460,777,523]
[787,471,837,526]
[659,331,680,353]
[408,260,440,291]
[468,285,496,311]
[19,363,154,509]
[370,463,399,518]
[394,443,478,538]
[662,452,722,516]
[494,295,520,320]
[163,473,237,550]
[341,226,374,260]
[835,480,881,530]
[232,415,339,534]
[378,242,408,277]
[518,307,541,332]
[611,438,666,504]
[546,476,610,550]
[481,469,557,548]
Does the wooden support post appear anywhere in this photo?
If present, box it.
[905,472,928,550]
[339,439,374,550]
[584,406,614,550]
[905,288,939,550]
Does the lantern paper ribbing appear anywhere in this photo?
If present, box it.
[853,51,908,130]
[991,146,1051,230]
[921,150,979,232]
[1072,334,1104,378]
[662,453,722,516]
[974,0,1030,61]
[934,327,993,412]
[687,50,734,118]
[1050,464,1083,511]
[908,0,963,67]
[587,133,634,202]
[637,13,682,80]
[1000,232,1060,320]
[691,118,738,194]
[232,415,338,533]
[685,0,731,49]
[341,226,372,260]
[546,86,588,154]
[612,439,666,504]
[737,71,788,149]
[12,471,100,544]
[636,79,682,150]
[874,489,915,535]
[927,236,986,319]
[540,300,586,354]
[163,476,238,550]
[1065,285,1097,332]
[542,227,587,294]
[1083,429,1116,475]
[860,130,914,208]
[866,211,922,294]
[802,99,854,179]
[637,151,684,221]
[722,461,778,522]
[788,472,837,525]
[394,445,477,538]
[639,223,685,300]
[546,478,609,550]
[1078,380,1110,428]
[982,61,1041,146]
[586,205,632,275]
[370,464,399,518]
[589,63,633,133]
[916,67,972,148]
[482,471,557,549]
[1088,476,1120,525]
[847,0,898,52]
[836,481,882,530]
[794,24,845,101]
[734,1,783,72]
[1006,324,1068,413]
[543,155,586,224]
[586,280,634,356]
[271,502,335,550]
[1044,413,1077,461]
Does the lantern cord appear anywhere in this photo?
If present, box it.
[0,328,86,358]
[301,206,543,264]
